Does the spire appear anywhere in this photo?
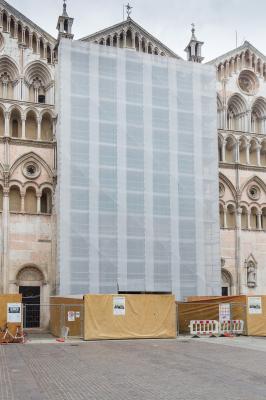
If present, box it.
[57,0,74,41]
[184,23,204,63]
[63,0,68,17]
[191,23,196,40]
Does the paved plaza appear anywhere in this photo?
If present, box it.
[1,336,266,400]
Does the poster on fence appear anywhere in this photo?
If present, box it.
[68,311,76,321]
[219,303,231,322]
[7,303,22,323]
[248,297,262,314]
[113,297,126,316]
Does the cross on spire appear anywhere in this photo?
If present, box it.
[63,0,68,17]
[125,3,133,19]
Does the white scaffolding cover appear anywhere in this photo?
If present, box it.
[57,39,220,299]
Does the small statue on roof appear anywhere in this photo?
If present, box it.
[125,3,133,19]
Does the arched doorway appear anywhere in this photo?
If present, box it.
[17,266,45,328]
[221,268,232,296]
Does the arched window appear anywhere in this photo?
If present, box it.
[3,12,8,33]
[10,109,22,138]
[251,98,266,134]
[227,94,247,131]
[25,187,37,214]
[47,45,52,64]
[25,61,52,104]
[0,108,4,136]
[261,141,266,167]
[25,28,30,48]
[40,188,52,214]
[226,204,236,229]
[41,113,53,141]
[32,33,37,53]
[241,206,248,229]
[10,17,15,38]
[0,57,19,100]
[126,30,133,48]
[249,139,258,165]
[225,136,236,163]
[0,186,3,211]
[40,38,44,59]
[250,207,258,230]
[9,186,21,212]
[25,110,37,140]
[218,137,223,161]
[239,137,247,164]
[17,22,23,43]
[219,203,224,228]
[221,269,232,296]
[261,207,266,230]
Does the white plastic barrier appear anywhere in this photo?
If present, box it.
[219,320,245,336]
[189,320,219,337]
[231,320,244,334]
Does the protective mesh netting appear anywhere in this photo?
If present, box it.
[56,39,220,300]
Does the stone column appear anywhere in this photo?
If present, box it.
[247,211,251,230]
[223,205,227,229]
[246,110,251,132]
[222,139,226,162]
[14,22,18,39]
[231,59,235,75]
[257,211,262,230]
[7,16,10,33]
[236,207,242,230]
[123,31,126,48]
[37,117,41,140]
[0,12,3,29]
[235,141,240,163]
[21,116,26,139]
[4,111,10,137]
[256,144,261,166]
[22,27,26,44]
[37,38,40,54]
[37,193,41,214]
[29,33,33,49]
[2,188,9,293]
[237,56,241,71]
[246,143,250,164]
[21,193,25,213]
[132,31,135,49]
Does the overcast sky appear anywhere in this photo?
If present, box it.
[6,0,266,61]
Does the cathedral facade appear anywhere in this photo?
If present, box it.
[0,0,264,327]
[209,43,266,296]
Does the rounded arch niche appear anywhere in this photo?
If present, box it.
[16,265,46,286]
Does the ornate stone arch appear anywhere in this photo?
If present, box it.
[9,152,54,180]
[16,264,47,286]
[219,172,237,201]
[24,60,52,88]
[240,175,266,197]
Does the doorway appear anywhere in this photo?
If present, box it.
[19,286,40,328]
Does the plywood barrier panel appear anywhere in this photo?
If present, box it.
[0,294,22,335]
[50,297,84,338]
[178,296,246,334]
[246,296,266,336]
[84,294,176,341]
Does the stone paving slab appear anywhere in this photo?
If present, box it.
[1,337,266,400]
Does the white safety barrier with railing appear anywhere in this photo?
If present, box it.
[189,319,245,337]
[189,320,220,337]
